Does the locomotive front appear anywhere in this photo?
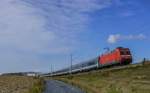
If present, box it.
[117,47,132,64]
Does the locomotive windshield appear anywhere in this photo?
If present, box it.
[120,50,131,55]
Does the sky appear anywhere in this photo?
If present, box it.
[0,0,150,73]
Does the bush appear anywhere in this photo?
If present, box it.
[29,78,45,93]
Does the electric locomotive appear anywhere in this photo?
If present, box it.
[99,47,132,67]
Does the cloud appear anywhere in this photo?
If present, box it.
[0,0,111,73]
[107,34,146,44]
[107,34,121,44]
[21,0,111,36]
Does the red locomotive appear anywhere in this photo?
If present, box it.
[99,47,132,66]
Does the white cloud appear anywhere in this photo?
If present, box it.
[107,34,146,44]
[107,34,121,44]
[21,0,111,37]
[0,0,111,73]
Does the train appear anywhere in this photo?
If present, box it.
[51,47,132,76]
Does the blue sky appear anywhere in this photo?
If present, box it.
[0,0,149,73]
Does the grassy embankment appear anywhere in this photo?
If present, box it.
[0,76,44,93]
[56,62,150,93]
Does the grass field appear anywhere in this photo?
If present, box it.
[0,76,44,93]
[56,63,150,93]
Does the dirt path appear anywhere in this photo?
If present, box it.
[43,80,85,93]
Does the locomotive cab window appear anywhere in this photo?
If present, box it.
[120,51,125,55]
[120,50,131,55]
[126,51,131,55]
